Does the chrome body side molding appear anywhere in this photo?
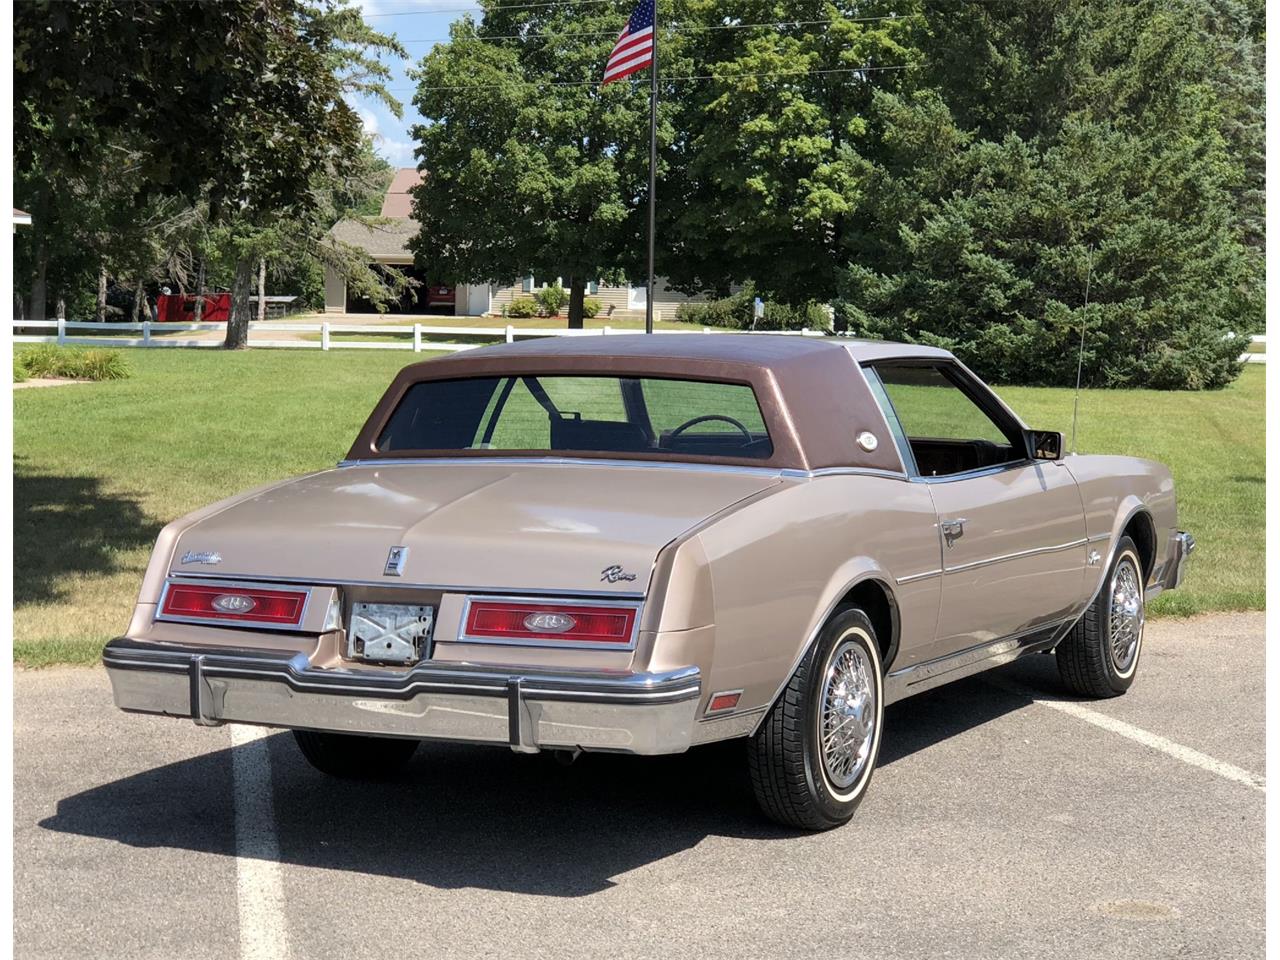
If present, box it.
[882,618,1073,705]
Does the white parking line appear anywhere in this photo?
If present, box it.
[989,679,1266,793]
[229,725,291,960]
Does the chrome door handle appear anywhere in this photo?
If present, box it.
[940,518,967,547]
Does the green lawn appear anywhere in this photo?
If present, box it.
[12,348,1263,665]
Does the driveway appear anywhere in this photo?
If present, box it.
[14,612,1264,960]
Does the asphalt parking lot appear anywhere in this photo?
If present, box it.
[15,612,1264,960]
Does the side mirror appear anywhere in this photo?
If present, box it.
[1025,429,1064,461]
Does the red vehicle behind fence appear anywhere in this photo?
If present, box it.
[157,293,231,323]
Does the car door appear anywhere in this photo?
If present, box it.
[865,360,1087,659]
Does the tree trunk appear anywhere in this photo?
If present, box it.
[29,236,48,321]
[96,266,108,323]
[56,297,66,321]
[193,259,206,322]
[224,255,255,349]
[257,258,267,323]
[566,275,586,330]
[131,280,145,323]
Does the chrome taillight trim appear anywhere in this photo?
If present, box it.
[456,594,643,651]
[156,577,314,633]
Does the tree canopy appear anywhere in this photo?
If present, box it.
[14,0,404,345]
[409,0,688,327]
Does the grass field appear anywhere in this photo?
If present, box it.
[12,347,1264,665]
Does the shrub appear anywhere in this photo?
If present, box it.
[506,297,538,318]
[582,296,603,319]
[675,286,831,332]
[533,282,569,317]
[12,357,29,383]
[16,346,130,381]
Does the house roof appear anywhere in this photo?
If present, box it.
[381,168,422,218]
[327,217,418,261]
[13,208,32,227]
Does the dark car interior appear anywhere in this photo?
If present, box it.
[904,436,1019,476]
[377,374,776,460]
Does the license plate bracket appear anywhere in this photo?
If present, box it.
[347,602,434,664]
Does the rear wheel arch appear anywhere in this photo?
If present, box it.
[835,578,898,672]
[1122,509,1157,583]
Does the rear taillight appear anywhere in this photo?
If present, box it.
[160,583,309,627]
[462,599,638,646]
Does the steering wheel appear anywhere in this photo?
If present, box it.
[668,414,753,442]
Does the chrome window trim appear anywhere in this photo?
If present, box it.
[167,571,646,601]
[456,593,644,651]
[943,538,1088,575]
[339,456,788,478]
[908,458,1038,484]
[156,577,315,633]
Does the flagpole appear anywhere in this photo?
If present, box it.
[645,1,658,335]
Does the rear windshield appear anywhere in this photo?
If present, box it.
[376,375,773,460]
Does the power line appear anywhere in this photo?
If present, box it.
[396,13,917,43]
[394,62,909,92]
[365,0,619,17]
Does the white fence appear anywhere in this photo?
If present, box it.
[11,319,825,353]
[11,320,1263,361]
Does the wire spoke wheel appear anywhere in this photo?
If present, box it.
[818,639,876,790]
[1108,556,1144,673]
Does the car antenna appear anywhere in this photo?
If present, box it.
[1069,245,1094,455]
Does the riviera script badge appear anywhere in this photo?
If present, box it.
[600,565,638,584]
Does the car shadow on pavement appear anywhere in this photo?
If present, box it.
[38,658,1059,898]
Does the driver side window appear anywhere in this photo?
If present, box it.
[869,363,1024,477]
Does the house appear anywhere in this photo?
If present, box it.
[323,169,702,320]
[13,208,32,231]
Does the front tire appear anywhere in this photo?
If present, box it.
[748,607,885,830]
[1056,535,1146,698]
[292,729,419,779]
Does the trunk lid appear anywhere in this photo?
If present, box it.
[170,461,780,594]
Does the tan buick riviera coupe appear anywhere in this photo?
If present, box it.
[105,335,1194,829]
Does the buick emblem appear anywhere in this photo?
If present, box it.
[180,551,222,565]
[212,594,256,614]
[523,612,576,633]
[384,546,408,577]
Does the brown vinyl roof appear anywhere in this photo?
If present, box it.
[348,334,935,473]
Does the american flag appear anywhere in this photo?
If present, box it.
[602,0,655,85]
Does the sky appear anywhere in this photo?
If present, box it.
[352,0,484,169]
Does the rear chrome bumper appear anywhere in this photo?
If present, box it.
[1162,530,1196,591]
[102,638,701,755]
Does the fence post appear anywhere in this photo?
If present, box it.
[603,325,611,336]
[413,323,422,353]
[57,317,66,346]
[143,320,152,346]
[321,321,330,351]
[505,324,514,344]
